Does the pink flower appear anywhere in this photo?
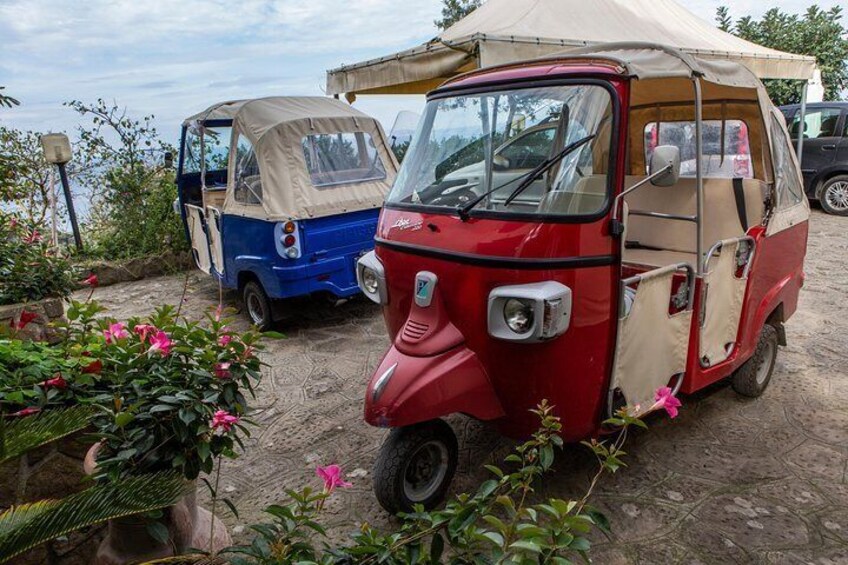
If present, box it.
[10,407,41,418]
[315,464,352,493]
[210,410,240,433]
[214,362,232,379]
[81,358,103,375]
[133,324,157,342]
[81,273,99,287]
[12,310,38,330]
[214,304,224,322]
[41,374,68,390]
[23,229,42,244]
[218,334,233,347]
[652,386,682,419]
[147,330,172,356]
[103,322,129,343]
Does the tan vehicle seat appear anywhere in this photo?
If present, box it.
[622,176,766,268]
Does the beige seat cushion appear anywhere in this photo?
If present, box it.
[622,176,766,264]
[623,248,698,269]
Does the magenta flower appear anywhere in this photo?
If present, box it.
[210,410,240,433]
[12,310,38,331]
[652,386,682,419]
[214,304,224,322]
[315,464,352,493]
[81,273,99,287]
[214,362,232,379]
[218,334,233,347]
[147,330,172,356]
[41,374,68,390]
[103,322,129,343]
[133,324,157,342]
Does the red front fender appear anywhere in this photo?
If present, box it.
[365,345,505,428]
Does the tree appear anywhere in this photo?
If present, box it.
[0,87,19,109]
[0,127,57,227]
[716,5,848,105]
[66,99,186,259]
[435,0,482,30]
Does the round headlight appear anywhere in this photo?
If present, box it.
[362,268,380,294]
[503,298,534,334]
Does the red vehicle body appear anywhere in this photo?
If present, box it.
[356,44,809,513]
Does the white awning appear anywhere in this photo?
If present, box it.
[326,0,816,96]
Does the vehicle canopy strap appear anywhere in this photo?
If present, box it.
[732,177,749,233]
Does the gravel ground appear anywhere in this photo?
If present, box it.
[76,208,848,564]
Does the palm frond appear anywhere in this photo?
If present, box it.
[141,555,228,565]
[0,406,95,463]
[0,472,191,563]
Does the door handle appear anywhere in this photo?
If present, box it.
[822,144,837,151]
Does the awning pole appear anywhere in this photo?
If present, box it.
[693,78,704,276]
[796,81,808,163]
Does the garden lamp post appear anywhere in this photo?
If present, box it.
[40,133,82,251]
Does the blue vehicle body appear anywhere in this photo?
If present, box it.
[216,210,379,299]
[175,98,396,317]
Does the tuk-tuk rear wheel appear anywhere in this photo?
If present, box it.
[373,419,458,514]
[242,281,273,331]
[732,324,779,398]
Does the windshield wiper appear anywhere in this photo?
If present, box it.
[503,134,596,206]
[457,134,595,221]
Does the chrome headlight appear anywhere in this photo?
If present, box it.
[356,250,388,305]
[488,282,572,342]
[362,268,380,295]
[503,298,534,334]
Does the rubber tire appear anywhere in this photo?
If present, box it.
[242,280,273,331]
[373,420,458,514]
[819,175,848,216]
[732,324,779,398]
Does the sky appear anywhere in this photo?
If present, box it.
[0,0,842,145]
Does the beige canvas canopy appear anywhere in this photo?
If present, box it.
[219,97,398,221]
[326,0,816,96]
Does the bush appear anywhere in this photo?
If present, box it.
[85,168,188,260]
[0,211,76,305]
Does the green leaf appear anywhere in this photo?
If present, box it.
[0,407,95,464]
[114,412,135,428]
[261,331,286,340]
[509,539,542,554]
[430,532,444,564]
[584,506,611,535]
[146,520,170,544]
[480,531,504,547]
[0,472,188,563]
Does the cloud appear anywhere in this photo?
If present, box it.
[0,0,841,142]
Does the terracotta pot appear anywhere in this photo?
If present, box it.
[85,444,232,565]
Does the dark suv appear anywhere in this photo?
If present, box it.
[780,102,848,215]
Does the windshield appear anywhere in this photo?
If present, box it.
[387,84,614,218]
[182,125,232,176]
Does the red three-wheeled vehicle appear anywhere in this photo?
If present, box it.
[355,43,810,513]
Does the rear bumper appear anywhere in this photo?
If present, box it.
[269,253,361,298]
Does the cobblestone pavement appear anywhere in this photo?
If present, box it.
[77,209,848,564]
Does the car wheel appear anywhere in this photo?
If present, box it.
[242,280,273,330]
[819,175,848,216]
[732,324,779,398]
[373,420,458,514]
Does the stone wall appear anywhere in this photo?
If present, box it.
[0,433,103,564]
[0,297,64,343]
[78,251,193,288]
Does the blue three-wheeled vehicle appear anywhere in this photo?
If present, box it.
[176,97,399,327]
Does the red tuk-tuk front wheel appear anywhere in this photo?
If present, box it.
[373,419,458,514]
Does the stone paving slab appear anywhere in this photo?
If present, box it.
[76,209,848,563]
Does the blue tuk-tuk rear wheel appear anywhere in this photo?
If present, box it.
[373,419,458,514]
[242,280,273,331]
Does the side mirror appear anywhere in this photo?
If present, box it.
[650,145,680,187]
[493,154,510,171]
[164,152,174,169]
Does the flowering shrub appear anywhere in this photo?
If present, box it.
[218,400,673,564]
[50,300,265,481]
[0,211,76,305]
